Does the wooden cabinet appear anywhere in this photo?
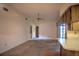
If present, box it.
[61,5,79,31]
[61,7,72,30]
[71,5,79,22]
[60,4,79,56]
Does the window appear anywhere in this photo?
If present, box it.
[59,24,66,39]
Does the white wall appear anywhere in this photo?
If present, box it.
[38,20,57,40]
[0,4,31,53]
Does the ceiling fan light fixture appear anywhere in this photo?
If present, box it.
[25,18,28,20]
[37,18,41,20]
[36,12,42,21]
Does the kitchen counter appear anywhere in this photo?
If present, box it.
[58,38,79,51]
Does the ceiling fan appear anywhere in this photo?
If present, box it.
[36,12,42,22]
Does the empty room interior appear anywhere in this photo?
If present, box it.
[0,3,79,56]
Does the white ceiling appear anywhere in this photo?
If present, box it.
[6,3,62,21]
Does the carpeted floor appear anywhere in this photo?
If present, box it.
[0,40,60,56]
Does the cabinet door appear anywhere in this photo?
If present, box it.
[63,8,71,30]
[66,8,72,30]
[72,5,79,22]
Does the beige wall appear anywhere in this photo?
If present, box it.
[0,4,31,53]
[39,20,57,40]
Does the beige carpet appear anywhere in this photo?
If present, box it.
[0,40,60,56]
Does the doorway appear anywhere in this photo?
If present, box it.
[30,25,39,39]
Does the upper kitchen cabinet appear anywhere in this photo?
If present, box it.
[61,7,71,30]
[71,5,79,22]
[61,4,79,31]
[71,5,79,31]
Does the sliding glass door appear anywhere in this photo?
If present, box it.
[59,24,66,39]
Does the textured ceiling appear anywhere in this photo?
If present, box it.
[6,3,62,21]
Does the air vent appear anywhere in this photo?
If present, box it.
[3,7,8,12]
